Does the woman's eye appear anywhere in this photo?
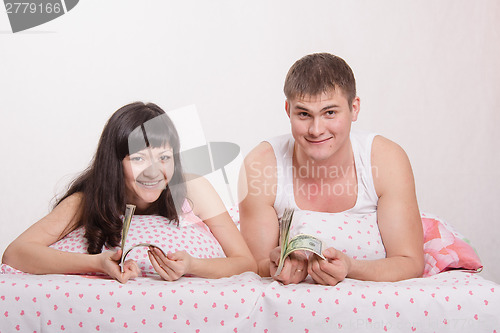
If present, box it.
[130,156,144,162]
[160,155,172,162]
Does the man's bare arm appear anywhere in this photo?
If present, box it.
[238,142,280,277]
[308,136,424,284]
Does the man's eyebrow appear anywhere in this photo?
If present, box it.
[294,104,340,112]
[321,104,340,111]
[295,105,310,111]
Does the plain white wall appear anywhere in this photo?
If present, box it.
[1,0,499,282]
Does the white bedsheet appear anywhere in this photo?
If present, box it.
[1,269,498,332]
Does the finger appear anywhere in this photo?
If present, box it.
[288,252,308,283]
[149,251,174,281]
[119,260,141,282]
[123,259,140,278]
[290,269,307,284]
[166,250,184,261]
[269,247,282,265]
[151,247,168,261]
[308,269,326,285]
[287,259,306,283]
[148,251,175,281]
[108,264,128,284]
[110,249,122,260]
[320,264,346,286]
[276,257,299,285]
[290,258,307,276]
[309,255,342,286]
[101,254,124,282]
[150,245,167,257]
[110,269,126,284]
[322,247,339,260]
[308,256,328,285]
[157,251,184,278]
[277,257,292,280]
[150,250,180,275]
[149,247,172,269]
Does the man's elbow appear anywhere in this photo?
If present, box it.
[1,243,16,266]
[407,254,425,279]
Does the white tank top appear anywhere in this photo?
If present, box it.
[266,129,379,218]
[265,129,386,260]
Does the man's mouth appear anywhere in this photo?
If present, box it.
[305,137,332,144]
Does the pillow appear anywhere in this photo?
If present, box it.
[228,207,482,278]
[227,205,240,228]
[48,214,225,277]
[421,213,482,277]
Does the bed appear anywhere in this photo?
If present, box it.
[1,208,498,332]
[1,107,498,332]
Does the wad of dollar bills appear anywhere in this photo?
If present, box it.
[119,204,166,272]
[274,208,326,276]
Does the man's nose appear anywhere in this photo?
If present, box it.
[309,117,325,137]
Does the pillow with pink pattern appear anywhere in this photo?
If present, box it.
[227,205,240,228]
[226,206,482,278]
[2,208,234,277]
[228,206,483,277]
[4,214,226,278]
[421,213,482,277]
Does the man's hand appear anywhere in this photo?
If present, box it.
[270,246,308,284]
[308,247,352,286]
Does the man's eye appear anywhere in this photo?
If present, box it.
[326,110,336,116]
[298,112,309,118]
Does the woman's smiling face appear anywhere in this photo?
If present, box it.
[122,145,175,210]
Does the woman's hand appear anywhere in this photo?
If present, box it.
[308,247,352,286]
[270,246,308,284]
[99,249,140,284]
[148,247,193,281]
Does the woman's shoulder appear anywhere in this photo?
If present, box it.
[55,192,85,210]
[183,173,212,191]
[183,174,227,220]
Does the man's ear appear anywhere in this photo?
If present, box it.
[285,100,291,118]
[351,96,360,122]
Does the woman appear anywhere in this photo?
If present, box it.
[2,102,257,283]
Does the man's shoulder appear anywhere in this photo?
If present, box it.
[244,133,292,168]
[372,135,408,161]
[241,140,280,203]
[371,135,414,196]
[244,141,277,171]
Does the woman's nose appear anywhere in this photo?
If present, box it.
[142,161,160,178]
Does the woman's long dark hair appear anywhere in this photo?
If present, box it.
[57,102,187,254]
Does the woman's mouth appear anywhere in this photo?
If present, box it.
[136,179,163,188]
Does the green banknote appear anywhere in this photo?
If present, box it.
[275,209,325,276]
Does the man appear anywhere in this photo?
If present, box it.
[239,53,424,285]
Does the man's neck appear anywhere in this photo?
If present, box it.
[292,139,354,182]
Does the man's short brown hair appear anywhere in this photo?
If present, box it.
[284,53,356,105]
